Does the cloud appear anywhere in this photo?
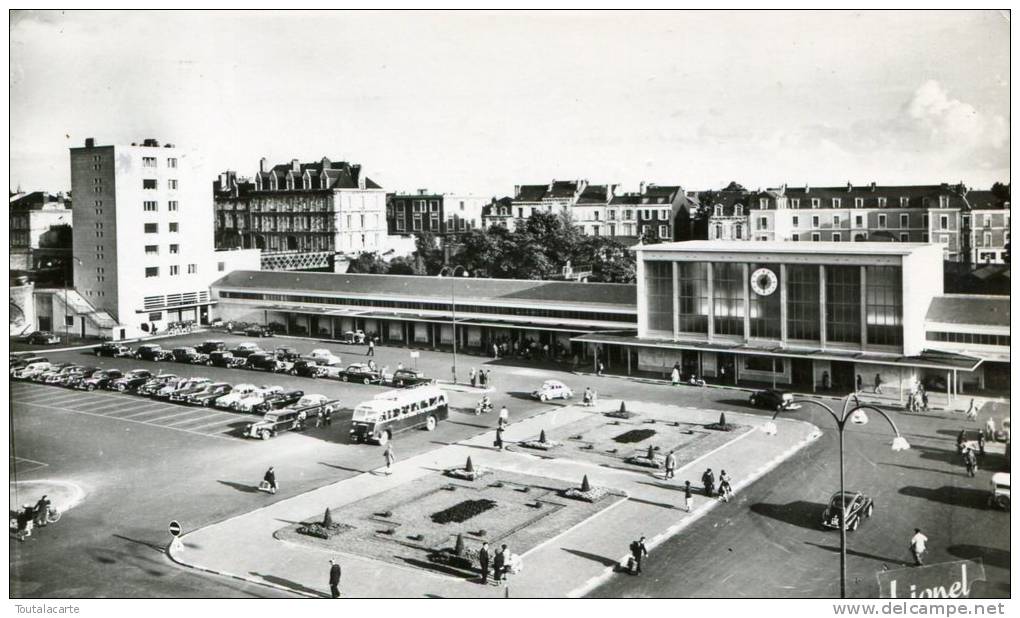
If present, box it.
[904,80,1007,150]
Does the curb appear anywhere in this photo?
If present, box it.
[10,329,210,355]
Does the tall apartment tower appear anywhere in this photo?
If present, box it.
[70,138,221,336]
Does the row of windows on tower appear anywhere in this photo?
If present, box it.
[145,264,197,278]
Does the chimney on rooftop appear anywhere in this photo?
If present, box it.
[514,185,520,198]
[804,183,810,193]
[847,182,853,192]
[353,164,365,189]
[260,158,267,173]
[84,137,95,148]
[639,181,647,194]
[291,159,300,172]
[870,182,876,192]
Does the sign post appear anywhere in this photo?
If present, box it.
[410,350,420,370]
[168,520,183,553]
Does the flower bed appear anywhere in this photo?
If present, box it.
[604,410,636,419]
[613,428,657,444]
[430,499,498,525]
[296,522,354,540]
[705,422,738,432]
[562,486,612,502]
[444,467,491,481]
[624,455,662,469]
[519,440,561,451]
[428,546,481,571]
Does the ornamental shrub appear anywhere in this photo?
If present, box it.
[719,412,727,427]
[540,429,547,443]
[620,402,627,414]
[647,444,655,460]
[323,508,333,528]
[454,533,465,556]
[465,456,474,473]
[581,474,591,492]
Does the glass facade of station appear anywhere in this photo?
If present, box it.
[642,259,904,350]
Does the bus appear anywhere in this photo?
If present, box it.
[349,385,449,445]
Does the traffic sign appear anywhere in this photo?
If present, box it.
[169,520,182,537]
[410,351,420,358]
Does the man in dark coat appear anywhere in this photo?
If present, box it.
[328,559,342,598]
[263,467,277,494]
[33,495,51,527]
[702,468,715,497]
[479,541,490,584]
[629,536,649,574]
[493,544,506,584]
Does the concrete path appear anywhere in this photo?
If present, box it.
[170,400,820,598]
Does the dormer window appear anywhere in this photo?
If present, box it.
[831,198,841,208]
[939,195,949,208]
[735,205,743,217]
[791,198,800,208]
[759,198,768,209]
[899,197,909,207]
[877,197,887,208]
[854,198,863,208]
[811,198,820,208]
[714,205,723,216]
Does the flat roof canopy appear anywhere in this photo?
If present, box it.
[635,240,934,257]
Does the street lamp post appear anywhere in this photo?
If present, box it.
[762,394,910,599]
[437,265,469,383]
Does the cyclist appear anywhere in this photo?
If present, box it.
[33,495,51,527]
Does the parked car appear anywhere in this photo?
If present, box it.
[274,346,300,362]
[61,367,100,388]
[214,383,259,409]
[531,379,574,402]
[245,408,308,440]
[95,342,133,358]
[232,386,285,413]
[245,352,290,373]
[338,363,384,385]
[338,330,366,344]
[185,382,233,406]
[252,389,305,414]
[33,362,74,383]
[989,472,1010,510]
[189,352,210,365]
[308,349,343,367]
[390,368,434,388]
[290,358,326,378]
[135,344,172,361]
[164,378,213,402]
[10,355,47,374]
[13,361,52,380]
[112,369,156,392]
[749,389,799,411]
[171,347,203,363]
[209,350,246,368]
[196,340,226,354]
[136,374,181,396]
[46,365,88,386]
[244,325,273,338]
[23,331,60,345]
[286,393,341,419]
[231,342,262,359]
[821,491,874,531]
[77,368,123,391]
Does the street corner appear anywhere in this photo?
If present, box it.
[9,478,87,514]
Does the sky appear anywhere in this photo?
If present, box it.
[9,9,1011,197]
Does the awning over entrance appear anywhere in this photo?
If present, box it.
[571,331,984,372]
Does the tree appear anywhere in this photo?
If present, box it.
[580,475,591,492]
[722,181,747,192]
[539,429,547,444]
[322,508,333,527]
[346,252,390,274]
[646,444,655,460]
[991,182,1011,202]
[454,533,465,556]
[413,232,445,275]
[387,255,421,275]
[465,456,474,472]
[576,236,635,283]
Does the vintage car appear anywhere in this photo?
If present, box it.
[13,361,53,380]
[111,369,156,392]
[286,393,341,417]
[43,365,85,385]
[230,342,263,359]
[185,382,233,406]
[390,368,434,388]
[245,408,308,440]
[164,378,213,402]
[23,331,61,345]
[244,325,273,338]
[989,472,1010,510]
[251,389,306,414]
[290,358,326,378]
[214,383,259,409]
[77,368,124,390]
[135,344,172,362]
[95,342,133,358]
[10,355,48,374]
[245,352,290,373]
[337,330,366,344]
[308,349,343,367]
[208,350,245,368]
[338,363,384,385]
[232,386,285,413]
[133,373,179,395]
[32,362,74,383]
[49,365,92,386]
[531,379,574,402]
[196,340,226,354]
[821,491,874,531]
[61,367,102,388]
[274,346,300,362]
[749,389,800,411]
[172,347,204,363]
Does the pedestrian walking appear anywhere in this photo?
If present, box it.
[977,434,987,466]
[494,425,505,451]
[985,417,996,440]
[397,361,404,371]
[671,364,681,387]
[683,480,693,512]
[965,398,977,421]
[263,466,277,494]
[920,387,929,411]
[478,541,490,585]
[874,373,883,394]
[702,468,716,497]
[33,495,51,527]
[909,528,928,566]
[470,368,477,388]
[479,370,488,388]
[855,374,863,393]
[383,442,395,475]
[597,360,605,376]
[964,448,977,477]
[498,405,509,428]
[485,369,492,388]
[629,536,649,574]
[718,470,733,502]
[493,342,499,359]
[664,450,677,480]
[328,559,342,598]
[956,429,967,453]
[367,340,375,356]
[493,544,506,584]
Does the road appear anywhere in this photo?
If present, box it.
[9,331,1011,598]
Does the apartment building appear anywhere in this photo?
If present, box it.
[213,157,389,271]
[963,190,1011,263]
[386,191,488,235]
[9,191,72,273]
[71,138,258,338]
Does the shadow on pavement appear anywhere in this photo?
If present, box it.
[112,533,166,553]
[803,541,906,567]
[250,572,327,597]
[561,547,619,567]
[898,485,989,509]
[749,500,825,530]
[445,419,494,430]
[946,544,1010,570]
[217,480,259,493]
[317,462,371,474]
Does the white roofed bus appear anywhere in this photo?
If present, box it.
[349,385,448,446]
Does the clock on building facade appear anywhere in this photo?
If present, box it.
[750,267,778,296]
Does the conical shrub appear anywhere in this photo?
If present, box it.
[454,532,465,556]
[465,456,474,473]
[718,412,727,427]
[581,474,591,492]
[619,402,627,414]
[647,444,655,460]
[539,429,547,443]
[323,508,333,527]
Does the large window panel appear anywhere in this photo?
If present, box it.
[676,262,709,334]
[749,263,781,339]
[786,264,820,341]
[825,265,861,344]
[713,262,744,336]
[865,265,902,346]
[645,261,674,333]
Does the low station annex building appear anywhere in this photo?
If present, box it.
[209,241,1008,399]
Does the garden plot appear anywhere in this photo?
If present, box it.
[518,407,751,472]
[275,469,626,577]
